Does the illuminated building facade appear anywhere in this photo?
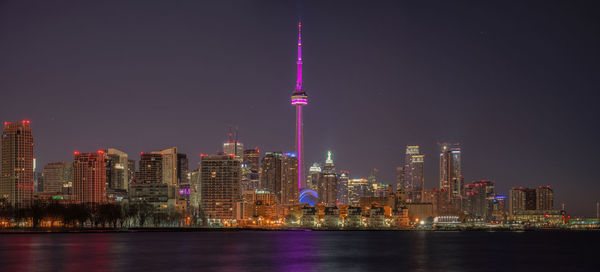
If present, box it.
[307,163,321,191]
[42,162,71,194]
[291,22,308,191]
[536,186,553,210]
[260,152,282,198]
[281,153,299,204]
[138,153,163,184]
[396,166,405,192]
[318,151,337,206]
[129,183,175,214]
[73,151,107,204]
[509,187,537,215]
[127,159,136,183]
[242,148,260,191]
[1,121,34,208]
[464,180,495,220]
[404,146,424,203]
[243,148,260,176]
[152,147,178,187]
[105,148,128,191]
[223,129,243,160]
[177,153,189,185]
[492,194,507,221]
[348,178,369,205]
[200,154,241,219]
[337,171,349,205]
[439,143,463,213]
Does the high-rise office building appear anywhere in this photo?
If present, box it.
[258,152,298,204]
[105,148,128,191]
[403,146,425,203]
[347,178,369,205]
[291,22,308,191]
[307,163,321,191]
[152,147,178,187]
[536,186,554,210]
[464,180,495,220]
[281,153,299,204]
[337,170,350,205]
[177,153,189,185]
[439,143,463,213]
[509,187,537,215]
[41,162,72,194]
[138,153,163,184]
[396,166,405,192]
[242,148,260,175]
[127,159,136,184]
[317,151,337,206]
[189,169,200,211]
[241,148,260,191]
[260,152,282,197]
[509,186,555,217]
[200,154,241,220]
[223,130,244,161]
[1,121,34,208]
[492,194,507,221]
[73,151,107,204]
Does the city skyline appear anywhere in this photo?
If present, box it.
[1,1,599,216]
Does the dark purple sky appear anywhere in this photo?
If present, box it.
[1,1,599,216]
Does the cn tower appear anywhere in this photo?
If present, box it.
[291,22,307,190]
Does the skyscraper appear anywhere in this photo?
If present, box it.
[464,180,495,220]
[72,151,107,204]
[127,159,136,184]
[1,121,34,208]
[199,154,241,220]
[347,178,369,205]
[152,147,178,187]
[396,166,405,193]
[177,153,189,185]
[307,163,321,191]
[260,152,282,197]
[223,129,244,160]
[509,187,537,215]
[536,186,553,210]
[259,152,298,204]
[291,22,308,191]
[105,148,128,191]
[242,148,260,191]
[404,145,425,203]
[318,151,337,206]
[439,143,463,213]
[41,162,71,194]
[281,153,299,204]
[337,170,350,205]
[242,148,260,175]
[138,153,163,184]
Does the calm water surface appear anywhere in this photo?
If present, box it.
[0,231,598,271]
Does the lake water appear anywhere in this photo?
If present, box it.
[0,231,597,271]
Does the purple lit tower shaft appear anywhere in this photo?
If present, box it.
[291,22,308,191]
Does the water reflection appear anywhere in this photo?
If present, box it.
[0,231,598,271]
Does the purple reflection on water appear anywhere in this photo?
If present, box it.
[0,231,598,271]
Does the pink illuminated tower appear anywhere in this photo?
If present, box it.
[291,22,307,190]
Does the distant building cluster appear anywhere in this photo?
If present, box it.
[0,121,579,230]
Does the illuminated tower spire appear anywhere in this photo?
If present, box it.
[295,22,303,91]
[291,21,308,191]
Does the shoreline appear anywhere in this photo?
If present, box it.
[1,227,597,234]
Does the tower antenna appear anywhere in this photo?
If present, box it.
[291,21,308,191]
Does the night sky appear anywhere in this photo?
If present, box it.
[1,1,598,216]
